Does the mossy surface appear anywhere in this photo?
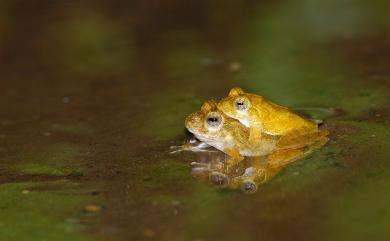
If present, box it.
[0,181,100,241]
[13,143,85,176]
[324,120,390,241]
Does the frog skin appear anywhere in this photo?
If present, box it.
[217,87,323,145]
[185,100,279,165]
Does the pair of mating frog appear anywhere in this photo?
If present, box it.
[175,87,329,191]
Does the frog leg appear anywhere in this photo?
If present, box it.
[170,141,217,154]
[276,129,329,150]
[248,126,263,145]
[224,148,244,166]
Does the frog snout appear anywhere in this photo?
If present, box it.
[185,113,197,130]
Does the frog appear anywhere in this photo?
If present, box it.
[184,99,278,166]
[182,99,329,192]
[217,87,326,145]
[184,99,328,167]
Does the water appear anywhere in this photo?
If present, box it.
[0,1,390,241]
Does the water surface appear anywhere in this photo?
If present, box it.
[1,1,390,241]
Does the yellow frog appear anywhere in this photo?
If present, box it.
[184,100,328,167]
[217,87,323,145]
[185,100,277,165]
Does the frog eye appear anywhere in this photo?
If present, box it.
[235,97,248,111]
[205,112,223,129]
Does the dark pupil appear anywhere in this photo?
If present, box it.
[208,117,218,123]
[237,102,244,106]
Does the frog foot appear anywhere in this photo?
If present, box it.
[209,171,229,187]
[169,142,217,154]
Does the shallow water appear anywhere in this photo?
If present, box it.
[1,1,390,241]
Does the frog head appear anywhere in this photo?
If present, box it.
[185,99,249,147]
[217,87,252,127]
[185,100,226,141]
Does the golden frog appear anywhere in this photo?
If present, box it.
[217,87,326,145]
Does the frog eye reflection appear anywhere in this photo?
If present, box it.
[206,112,223,128]
[235,97,248,111]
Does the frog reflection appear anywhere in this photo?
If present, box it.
[186,139,321,194]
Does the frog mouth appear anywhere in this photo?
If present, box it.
[185,127,206,140]
[185,127,195,135]
[185,127,206,138]
[186,127,203,138]
[193,132,222,144]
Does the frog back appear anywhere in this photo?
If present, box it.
[248,94,317,135]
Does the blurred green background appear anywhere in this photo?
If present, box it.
[0,0,390,241]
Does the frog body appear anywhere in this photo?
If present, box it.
[179,90,329,192]
[217,87,319,140]
[185,100,278,163]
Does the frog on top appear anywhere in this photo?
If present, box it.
[217,87,320,145]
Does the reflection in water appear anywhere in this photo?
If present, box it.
[173,137,327,194]
[190,151,281,194]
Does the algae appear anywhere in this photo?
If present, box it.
[14,143,85,176]
[0,181,100,241]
